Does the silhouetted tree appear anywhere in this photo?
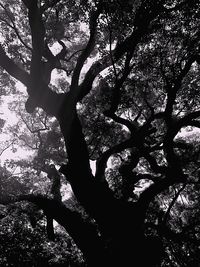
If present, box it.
[0,0,200,266]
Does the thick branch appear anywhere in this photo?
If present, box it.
[58,111,127,237]
[186,120,200,128]
[178,110,200,127]
[142,150,167,174]
[27,0,45,86]
[0,194,105,266]
[0,45,30,86]
[0,43,64,116]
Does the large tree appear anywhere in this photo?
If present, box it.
[0,0,200,266]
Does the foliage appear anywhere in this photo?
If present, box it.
[0,206,84,267]
[0,0,200,266]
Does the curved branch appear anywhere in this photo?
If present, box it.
[104,112,137,134]
[0,40,67,116]
[64,49,84,63]
[95,138,133,181]
[162,110,200,173]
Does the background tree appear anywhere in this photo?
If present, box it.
[0,0,200,266]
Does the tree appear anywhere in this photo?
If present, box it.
[0,0,200,266]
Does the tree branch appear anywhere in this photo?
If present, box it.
[0,194,106,266]
[142,150,167,174]
[58,111,125,237]
[186,120,200,128]
[137,175,187,222]
[162,184,187,225]
[0,3,32,51]
[0,44,30,86]
[178,110,200,128]
[77,0,165,102]
[70,3,103,90]
[27,0,45,87]
[95,138,133,181]
[103,52,135,117]
[0,33,68,116]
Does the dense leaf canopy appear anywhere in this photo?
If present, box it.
[0,0,200,266]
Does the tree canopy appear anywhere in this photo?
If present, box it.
[0,0,200,266]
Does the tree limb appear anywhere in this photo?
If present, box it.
[162,183,187,225]
[0,44,30,86]
[58,111,124,237]
[0,194,106,266]
[27,0,45,87]
[0,3,32,51]
[95,138,134,181]
[77,0,166,102]
[137,175,187,222]
[70,3,103,90]
[178,110,200,128]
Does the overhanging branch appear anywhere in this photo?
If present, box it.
[0,194,105,266]
[0,45,30,86]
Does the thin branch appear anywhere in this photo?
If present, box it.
[104,53,135,116]
[0,3,32,51]
[0,140,16,156]
[162,183,187,225]
[64,49,84,63]
[78,1,166,102]
[19,113,49,134]
[106,15,118,80]
[137,176,187,221]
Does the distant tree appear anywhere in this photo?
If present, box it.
[0,0,200,266]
